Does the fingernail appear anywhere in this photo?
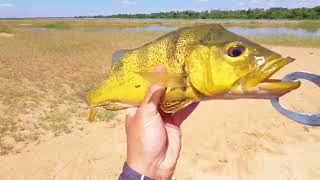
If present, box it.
[155,66,166,73]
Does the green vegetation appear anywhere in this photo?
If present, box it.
[41,113,71,136]
[91,6,320,20]
[0,118,17,139]
[42,21,71,29]
[96,110,115,122]
[0,26,13,33]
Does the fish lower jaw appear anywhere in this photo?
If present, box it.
[229,79,300,98]
[230,56,298,97]
[254,80,301,95]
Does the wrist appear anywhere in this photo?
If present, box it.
[127,159,176,180]
[127,159,158,178]
[120,162,155,180]
[155,168,175,180]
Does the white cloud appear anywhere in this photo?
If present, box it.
[0,3,13,8]
[298,0,317,7]
[120,0,136,6]
[249,0,274,8]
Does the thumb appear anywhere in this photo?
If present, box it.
[141,66,166,111]
[142,84,165,110]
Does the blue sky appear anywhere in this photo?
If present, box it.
[0,0,319,18]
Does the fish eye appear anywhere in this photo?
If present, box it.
[227,45,246,58]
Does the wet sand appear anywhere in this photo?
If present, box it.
[0,46,319,180]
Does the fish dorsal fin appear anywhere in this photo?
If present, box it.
[135,72,188,88]
[112,49,128,66]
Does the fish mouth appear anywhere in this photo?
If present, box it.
[231,56,301,99]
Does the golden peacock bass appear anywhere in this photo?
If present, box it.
[83,24,300,122]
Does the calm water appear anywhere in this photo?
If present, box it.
[77,18,305,23]
[228,26,320,37]
[21,25,320,38]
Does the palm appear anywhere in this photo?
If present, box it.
[125,100,198,178]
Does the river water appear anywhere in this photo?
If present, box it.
[21,25,320,38]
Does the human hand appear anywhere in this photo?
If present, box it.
[125,67,199,180]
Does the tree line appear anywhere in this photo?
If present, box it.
[76,6,320,19]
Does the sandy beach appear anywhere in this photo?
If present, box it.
[0,46,319,180]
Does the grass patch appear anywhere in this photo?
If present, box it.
[95,109,115,122]
[0,26,13,33]
[40,113,71,136]
[42,21,71,29]
[0,118,17,139]
[295,20,320,29]
[0,143,13,156]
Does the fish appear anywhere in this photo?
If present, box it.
[81,24,301,122]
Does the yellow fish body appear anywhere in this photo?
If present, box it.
[84,24,300,122]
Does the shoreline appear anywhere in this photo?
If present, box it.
[1,18,320,28]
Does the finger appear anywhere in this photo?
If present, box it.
[172,102,199,126]
[126,107,138,118]
[146,84,165,103]
[141,66,166,110]
[143,86,165,117]
[125,107,138,129]
[163,123,182,162]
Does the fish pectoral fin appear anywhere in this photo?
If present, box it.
[103,101,134,111]
[88,102,134,122]
[161,100,193,113]
[135,72,188,88]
